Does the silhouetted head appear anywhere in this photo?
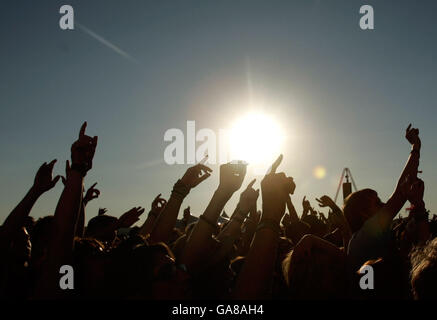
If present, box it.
[111,242,189,299]
[85,215,118,244]
[343,189,384,233]
[282,235,347,299]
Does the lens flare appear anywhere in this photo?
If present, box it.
[313,166,327,179]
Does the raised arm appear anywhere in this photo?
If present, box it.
[316,195,351,249]
[1,160,60,242]
[138,194,167,237]
[217,179,259,242]
[180,162,246,271]
[301,196,311,220]
[76,182,100,237]
[35,122,97,298]
[234,155,292,299]
[407,177,429,244]
[384,124,421,222]
[237,208,261,256]
[149,163,211,244]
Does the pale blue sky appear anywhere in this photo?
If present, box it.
[1,0,436,224]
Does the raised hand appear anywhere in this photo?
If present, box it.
[238,179,260,213]
[180,163,212,188]
[32,160,61,195]
[70,122,98,176]
[302,196,311,211]
[151,193,167,215]
[269,154,296,195]
[60,159,73,186]
[3,159,60,240]
[83,182,100,205]
[218,162,247,194]
[266,154,283,175]
[261,155,293,223]
[406,124,421,148]
[315,195,336,209]
[318,211,328,222]
[234,155,297,299]
[117,207,145,228]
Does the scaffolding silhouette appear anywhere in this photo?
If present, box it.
[334,168,358,204]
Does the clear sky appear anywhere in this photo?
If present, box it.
[1,0,436,225]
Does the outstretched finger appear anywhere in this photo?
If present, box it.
[48,159,57,170]
[153,193,162,203]
[199,154,208,165]
[52,175,61,186]
[79,122,87,138]
[90,182,98,189]
[268,154,283,175]
[246,179,256,189]
[406,123,412,132]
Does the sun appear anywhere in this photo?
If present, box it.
[228,112,284,173]
[313,166,327,179]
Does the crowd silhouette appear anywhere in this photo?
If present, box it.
[0,122,436,300]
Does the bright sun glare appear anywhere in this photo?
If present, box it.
[228,113,284,172]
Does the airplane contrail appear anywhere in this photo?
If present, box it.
[76,22,140,65]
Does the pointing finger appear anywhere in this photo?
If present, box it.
[79,122,87,138]
[247,179,256,189]
[269,154,283,175]
[48,159,57,170]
